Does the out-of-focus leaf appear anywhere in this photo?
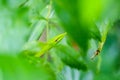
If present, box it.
[0,55,56,80]
[54,45,87,71]
[27,0,54,41]
[0,0,51,54]
[53,0,102,54]
[0,6,31,54]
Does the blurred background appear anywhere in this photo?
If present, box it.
[0,0,120,80]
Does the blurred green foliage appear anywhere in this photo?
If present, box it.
[0,0,120,80]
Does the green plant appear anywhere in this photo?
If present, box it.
[0,0,120,80]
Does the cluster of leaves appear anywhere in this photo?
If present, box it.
[0,0,120,80]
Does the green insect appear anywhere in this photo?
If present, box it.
[22,32,66,58]
[35,32,66,57]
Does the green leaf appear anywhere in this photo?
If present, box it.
[0,55,56,80]
[54,45,87,71]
